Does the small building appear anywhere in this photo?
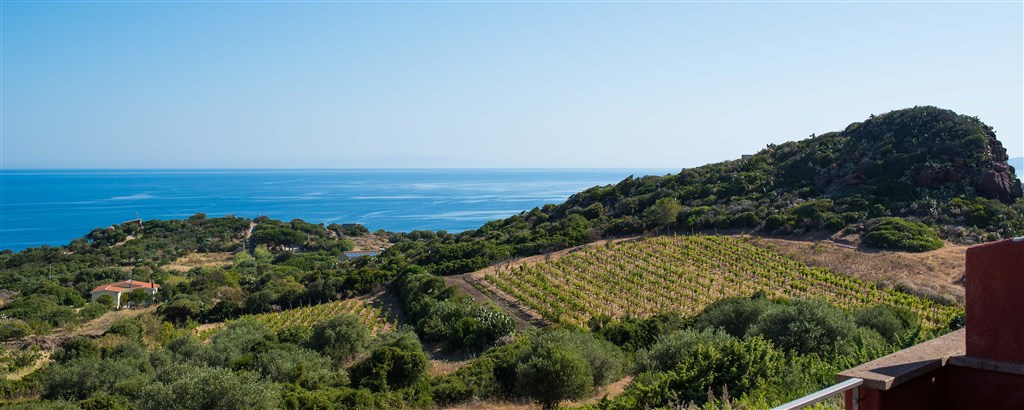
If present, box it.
[90,279,159,309]
[341,250,379,260]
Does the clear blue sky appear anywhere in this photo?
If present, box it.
[2,1,1022,169]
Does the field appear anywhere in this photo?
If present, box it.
[751,237,966,304]
[481,235,962,328]
[201,298,394,336]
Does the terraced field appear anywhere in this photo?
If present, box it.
[482,235,962,328]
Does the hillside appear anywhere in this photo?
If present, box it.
[395,106,1023,276]
[0,106,1016,409]
[475,235,960,329]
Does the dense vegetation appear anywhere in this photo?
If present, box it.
[0,106,1016,408]
[861,217,944,252]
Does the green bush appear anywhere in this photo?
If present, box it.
[52,337,99,364]
[636,328,734,373]
[306,314,370,363]
[691,295,775,338]
[277,324,313,345]
[254,345,345,388]
[136,364,280,410]
[589,312,689,352]
[862,217,943,252]
[516,342,593,409]
[79,302,109,321]
[106,319,144,340]
[0,319,33,341]
[746,299,885,357]
[350,330,428,391]
[853,304,919,345]
[513,330,626,409]
[612,336,786,409]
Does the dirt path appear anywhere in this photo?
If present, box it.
[444,273,543,331]
[448,236,647,330]
[245,221,257,252]
[4,352,50,381]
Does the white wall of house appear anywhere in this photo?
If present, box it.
[91,290,123,309]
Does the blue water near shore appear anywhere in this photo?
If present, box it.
[0,169,674,251]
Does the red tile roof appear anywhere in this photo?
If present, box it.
[110,279,159,290]
[91,284,128,293]
[90,279,159,294]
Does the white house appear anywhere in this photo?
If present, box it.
[90,279,159,309]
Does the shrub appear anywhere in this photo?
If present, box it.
[589,312,689,352]
[636,328,734,373]
[616,336,787,408]
[350,330,428,391]
[254,345,345,388]
[307,314,370,363]
[52,336,99,363]
[136,364,279,410]
[853,304,919,345]
[746,299,885,357]
[205,320,276,368]
[79,302,109,321]
[862,217,943,252]
[0,319,33,341]
[691,296,776,338]
[106,319,144,340]
[277,324,313,345]
[516,343,593,409]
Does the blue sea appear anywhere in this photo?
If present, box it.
[0,169,674,252]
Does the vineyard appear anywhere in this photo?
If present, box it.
[203,298,394,336]
[482,235,962,328]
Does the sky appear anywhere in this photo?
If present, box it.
[1,1,1022,169]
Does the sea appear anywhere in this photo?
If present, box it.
[0,169,675,252]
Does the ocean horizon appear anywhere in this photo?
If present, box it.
[0,168,675,252]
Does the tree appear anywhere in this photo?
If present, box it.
[306,314,370,363]
[95,295,115,309]
[125,288,152,307]
[643,197,682,229]
[516,342,593,409]
[350,330,428,391]
[158,295,205,323]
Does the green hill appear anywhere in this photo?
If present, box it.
[397,106,1023,275]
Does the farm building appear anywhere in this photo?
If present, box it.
[90,279,159,309]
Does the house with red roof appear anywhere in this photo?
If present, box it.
[89,279,159,309]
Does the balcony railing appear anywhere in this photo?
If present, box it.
[771,377,863,410]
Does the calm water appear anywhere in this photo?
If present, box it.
[0,169,674,251]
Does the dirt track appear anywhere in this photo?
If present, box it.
[443,273,543,331]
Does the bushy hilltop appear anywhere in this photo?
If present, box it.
[396,106,1023,275]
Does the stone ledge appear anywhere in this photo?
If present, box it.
[836,328,965,391]
[948,354,1024,376]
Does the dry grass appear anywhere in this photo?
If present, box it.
[750,236,966,304]
[3,352,49,381]
[162,252,235,272]
[66,306,158,338]
[429,359,469,377]
[350,233,392,252]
